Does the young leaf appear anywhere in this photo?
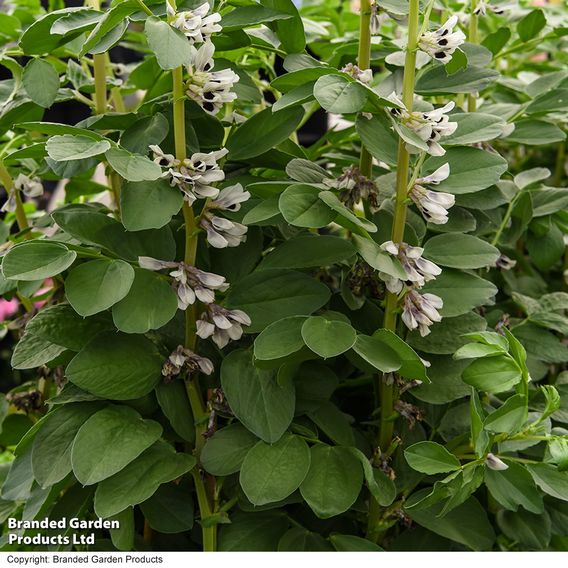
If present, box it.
[404,441,461,475]
[301,316,357,359]
[22,59,59,108]
[144,17,192,70]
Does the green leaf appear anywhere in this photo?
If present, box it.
[404,441,461,475]
[2,242,77,281]
[94,442,196,519]
[121,179,183,231]
[484,394,527,434]
[227,107,304,161]
[46,135,110,161]
[506,119,566,145]
[526,89,568,115]
[485,462,544,514]
[11,333,66,370]
[25,304,113,351]
[423,233,500,269]
[139,483,194,534]
[482,27,511,55]
[352,334,401,373]
[22,59,59,109]
[352,235,407,280]
[318,191,377,233]
[65,259,135,317]
[221,350,295,443]
[278,528,332,551]
[421,269,498,317]
[349,447,396,507]
[272,82,315,112]
[201,423,258,476]
[109,508,134,551]
[443,113,506,146]
[120,113,169,155]
[265,0,305,54]
[462,355,522,394]
[258,235,355,270]
[66,333,163,400]
[240,433,310,506]
[31,403,103,488]
[226,269,330,333]
[278,184,337,228]
[412,356,470,404]
[144,16,192,70]
[454,343,505,360]
[309,401,355,446]
[517,9,546,42]
[71,405,162,485]
[415,65,499,95]
[406,494,495,550]
[105,148,162,182]
[330,534,383,552]
[254,316,307,361]
[220,6,292,30]
[423,147,508,194]
[219,512,288,551]
[155,381,195,444]
[313,75,367,114]
[527,464,568,502]
[112,268,178,334]
[300,445,363,519]
[407,312,487,355]
[356,113,399,166]
[372,329,429,381]
[301,316,357,359]
[497,509,551,550]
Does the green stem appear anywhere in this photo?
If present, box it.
[172,53,216,552]
[133,0,154,17]
[467,0,478,112]
[0,160,29,235]
[367,0,420,545]
[93,54,107,114]
[357,0,373,178]
[555,140,565,186]
[379,0,419,447]
[491,193,518,246]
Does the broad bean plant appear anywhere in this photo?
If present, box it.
[0,0,568,553]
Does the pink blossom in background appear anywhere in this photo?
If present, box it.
[0,298,18,321]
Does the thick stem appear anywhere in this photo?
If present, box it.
[93,54,107,114]
[0,161,30,235]
[172,56,216,552]
[357,0,373,178]
[367,0,420,545]
[467,0,478,112]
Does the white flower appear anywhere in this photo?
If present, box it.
[186,42,239,115]
[474,1,508,16]
[409,163,455,224]
[150,145,227,204]
[162,345,214,380]
[196,304,251,348]
[494,254,517,270]
[485,453,509,471]
[200,215,248,249]
[341,62,373,85]
[138,256,228,309]
[401,290,443,336]
[418,15,466,64]
[379,241,442,293]
[171,2,222,44]
[209,183,251,212]
[2,174,44,213]
[370,1,389,34]
[389,97,457,156]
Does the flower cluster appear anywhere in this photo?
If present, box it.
[418,16,465,64]
[1,174,43,213]
[169,2,222,42]
[200,183,250,249]
[379,241,444,336]
[474,1,507,17]
[186,42,239,116]
[323,166,379,211]
[196,303,252,349]
[138,256,251,349]
[162,345,214,381]
[408,163,455,224]
[150,145,227,205]
[389,97,457,156]
[341,62,373,85]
